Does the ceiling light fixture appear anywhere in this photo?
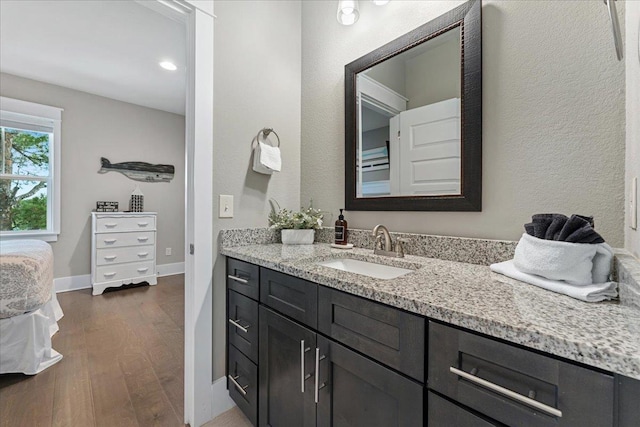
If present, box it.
[159,61,177,71]
[337,0,360,26]
[372,0,390,5]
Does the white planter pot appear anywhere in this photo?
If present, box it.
[281,229,315,245]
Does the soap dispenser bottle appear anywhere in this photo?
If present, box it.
[335,209,348,245]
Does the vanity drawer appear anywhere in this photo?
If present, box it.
[95,261,155,283]
[95,215,155,233]
[95,231,155,249]
[96,245,155,266]
[228,344,258,426]
[228,290,259,363]
[227,258,260,301]
[428,321,614,427]
[318,286,425,383]
[428,392,499,427]
[260,268,318,329]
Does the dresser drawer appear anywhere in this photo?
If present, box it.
[227,258,260,301]
[95,231,155,249]
[95,215,155,233]
[95,261,155,283]
[428,321,614,427]
[228,290,259,363]
[260,268,317,329]
[318,286,425,382]
[428,392,499,427]
[96,245,155,266]
[228,344,258,426]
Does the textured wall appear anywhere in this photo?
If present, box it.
[0,73,185,278]
[626,0,640,258]
[212,1,301,379]
[301,0,625,246]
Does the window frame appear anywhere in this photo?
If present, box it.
[0,96,62,242]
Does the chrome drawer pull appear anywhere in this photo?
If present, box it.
[104,255,117,261]
[104,239,117,244]
[137,267,149,273]
[449,367,563,418]
[228,318,249,333]
[138,222,149,226]
[137,237,149,242]
[137,252,149,257]
[104,272,116,277]
[228,274,249,284]
[300,340,311,393]
[228,375,248,396]
[105,223,117,228]
[314,348,326,403]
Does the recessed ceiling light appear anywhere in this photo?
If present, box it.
[159,61,177,71]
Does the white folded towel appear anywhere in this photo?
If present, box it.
[513,233,613,285]
[490,260,618,302]
[252,141,281,175]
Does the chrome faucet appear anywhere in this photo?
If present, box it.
[371,224,409,258]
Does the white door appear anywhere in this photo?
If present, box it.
[398,98,461,195]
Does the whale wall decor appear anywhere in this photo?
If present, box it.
[98,157,175,183]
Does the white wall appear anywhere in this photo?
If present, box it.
[212,1,301,378]
[301,0,626,246]
[626,0,640,258]
[0,73,185,278]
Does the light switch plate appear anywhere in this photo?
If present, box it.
[631,177,638,230]
[219,195,234,218]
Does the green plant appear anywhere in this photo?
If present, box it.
[268,200,324,231]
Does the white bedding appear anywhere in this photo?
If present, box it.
[0,239,63,374]
[0,239,54,318]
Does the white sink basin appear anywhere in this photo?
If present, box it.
[316,258,414,280]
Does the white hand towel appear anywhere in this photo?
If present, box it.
[490,260,618,302]
[256,141,281,172]
[252,143,273,175]
[513,233,613,285]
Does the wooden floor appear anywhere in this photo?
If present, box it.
[0,275,185,427]
[203,407,251,427]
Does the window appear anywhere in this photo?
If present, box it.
[0,97,62,241]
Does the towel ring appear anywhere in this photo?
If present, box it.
[256,128,281,147]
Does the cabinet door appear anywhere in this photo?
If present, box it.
[260,268,318,328]
[259,307,316,427]
[316,335,423,427]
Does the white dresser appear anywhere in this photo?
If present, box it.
[91,212,158,295]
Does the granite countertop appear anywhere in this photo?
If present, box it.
[220,242,640,380]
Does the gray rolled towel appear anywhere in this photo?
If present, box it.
[524,213,604,244]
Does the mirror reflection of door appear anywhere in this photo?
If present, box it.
[356,26,462,198]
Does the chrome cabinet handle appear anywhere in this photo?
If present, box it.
[137,267,149,273]
[137,237,149,242]
[104,255,117,261]
[314,348,326,403]
[228,318,249,333]
[104,239,117,244]
[228,375,248,396]
[228,274,249,284]
[449,367,562,418]
[300,341,312,393]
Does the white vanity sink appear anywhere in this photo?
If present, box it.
[316,258,414,280]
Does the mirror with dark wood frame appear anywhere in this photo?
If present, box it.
[345,0,481,211]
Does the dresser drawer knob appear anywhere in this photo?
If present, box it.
[449,367,562,418]
[104,239,117,244]
[137,267,149,273]
[138,222,149,227]
[137,237,149,242]
[103,272,116,278]
[104,255,117,261]
[105,223,117,228]
[137,252,149,257]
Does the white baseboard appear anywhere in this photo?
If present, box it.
[211,376,236,420]
[54,274,91,293]
[157,261,185,277]
[54,262,185,294]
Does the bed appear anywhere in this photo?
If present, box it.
[0,239,63,374]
